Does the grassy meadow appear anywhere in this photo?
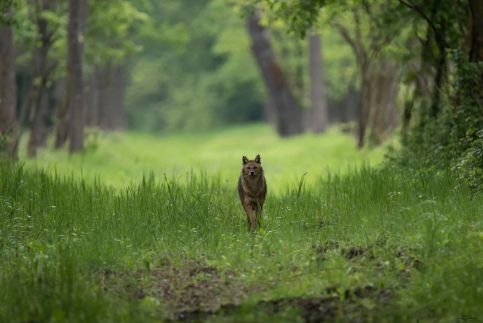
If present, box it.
[1,125,482,322]
[18,124,385,191]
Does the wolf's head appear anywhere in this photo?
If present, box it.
[241,154,263,179]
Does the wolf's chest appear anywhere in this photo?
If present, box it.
[243,181,265,200]
[238,176,266,202]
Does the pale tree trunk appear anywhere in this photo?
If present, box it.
[357,66,370,148]
[28,0,55,158]
[97,66,110,129]
[333,21,371,148]
[246,8,303,137]
[109,65,125,130]
[84,70,99,127]
[308,34,328,133]
[263,98,277,124]
[98,65,125,130]
[0,19,19,158]
[54,90,69,148]
[366,61,399,145]
[334,5,401,148]
[67,0,87,153]
[357,62,399,147]
[86,64,125,131]
[345,85,358,123]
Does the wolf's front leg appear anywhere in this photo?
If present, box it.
[246,205,257,230]
[254,201,263,229]
[255,210,262,229]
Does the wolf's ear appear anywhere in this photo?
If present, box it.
[242,156,248,165]
[255,154,261,164]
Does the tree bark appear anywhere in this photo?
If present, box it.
[366,61,399,145]
[357,65,370,148]
[109,65,125,130]
[84,69,99,127]
[333,21,371,148]
[335,20,399,148]
[246,8,303,137]
[98,65,124,130]
[67,0,87,153]
[357,62,399,147]
[308,33,328,133]
[468,0,483,83]
[54,90,69,148]
[96,66,109,128]
[0,18,19,158]
[429,49,446,118]
[53,79,68,149]
[28,0,55,158]
[345,85,358,123]
[85,64,125,131]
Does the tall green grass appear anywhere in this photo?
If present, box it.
[1,157,481,322]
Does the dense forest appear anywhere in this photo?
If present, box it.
[1,0,481,181]
[0,0,482,321]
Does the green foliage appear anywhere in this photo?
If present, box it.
[9,0,36,54]
[123,0,358,131]
[125,0,265,131]
[0,133,13,155]
[236,0,359,111]
[394,52,483,191]
[263,0,482,189]
[11,0,67,79]
[321,28,357,100]
[455,129,483,191]
[0,0,16,24]
[12,0,147,82]
[260,0,327,37]
[85,0,148,68]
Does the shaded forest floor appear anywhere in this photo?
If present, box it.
[1,128,482,322]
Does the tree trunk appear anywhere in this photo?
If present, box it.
[67,0,87,153]
[28,0,54,158]
[308,34,329,133]
[333,22,371,147]
[84,70,100,127]
[357,61,399,147]
[429,50,446,118]
[54,78,68,149]
[0,20,19,158]
[366,61,399,145]
[468,0,483,81]
[357,64,370,148]
[110,65,125,130]
[345,85,358,123]
[97,66,109,129]
[54,90,69,149]
[246,8,303,137]
[263,98,277,124]
[98,65,125,131]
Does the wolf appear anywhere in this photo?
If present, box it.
[238,154,267,230]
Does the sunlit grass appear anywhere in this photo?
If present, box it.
[19,124,385,191]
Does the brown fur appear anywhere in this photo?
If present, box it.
[238,154,267,230]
